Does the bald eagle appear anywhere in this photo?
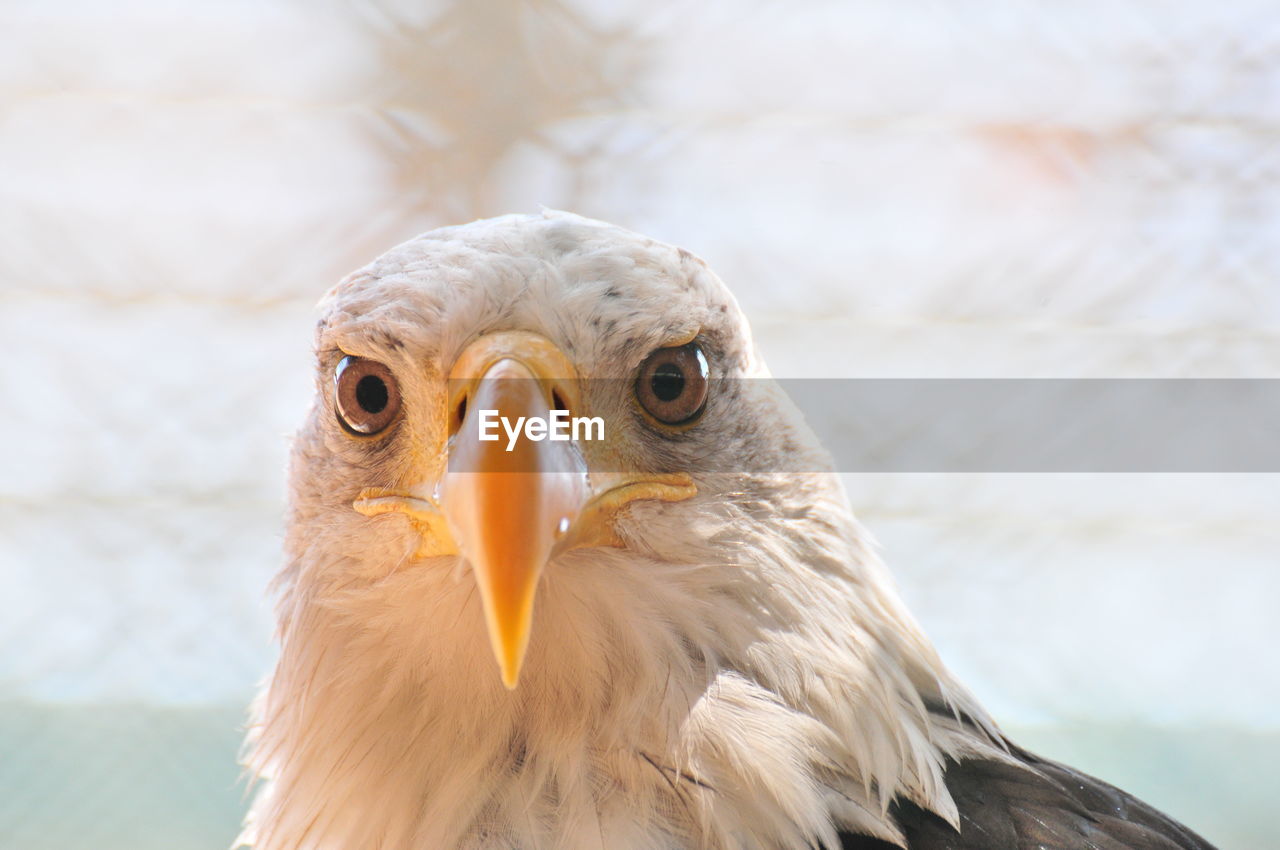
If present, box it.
[240,212,1215,850]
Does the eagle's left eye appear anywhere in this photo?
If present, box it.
[335,355,401,435]
[635,341,709,426]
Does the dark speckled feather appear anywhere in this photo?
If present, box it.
[839,743,1216,850]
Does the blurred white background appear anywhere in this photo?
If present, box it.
[1,1,1277,848]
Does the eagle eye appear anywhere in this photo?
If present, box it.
[335,355,401,435]
[635,341,709,426]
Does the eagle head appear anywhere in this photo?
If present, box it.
[241,211,1000,850]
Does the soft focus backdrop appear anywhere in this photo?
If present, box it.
[2,1,1277,848]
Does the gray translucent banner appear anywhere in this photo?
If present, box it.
[789,379,1279,472]
[443,379,1280,472]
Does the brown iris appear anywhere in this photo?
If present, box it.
[635,342,709,426]
[335,356,401,435]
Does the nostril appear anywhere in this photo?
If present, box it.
[551,388,567,412]
[455,395,468,428]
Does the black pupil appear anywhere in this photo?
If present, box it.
[355,375,388,414]
[651,363,685,402]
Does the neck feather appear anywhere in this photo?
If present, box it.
[243,487,1003,849]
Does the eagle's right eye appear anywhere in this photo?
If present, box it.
[335,355,401,435]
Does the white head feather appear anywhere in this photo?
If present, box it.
[240,211,1004,850]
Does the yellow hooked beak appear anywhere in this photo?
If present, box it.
[352,331,696,689]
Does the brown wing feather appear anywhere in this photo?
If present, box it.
[838,746,1217,850]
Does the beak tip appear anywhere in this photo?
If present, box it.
[499,650,524,689]
[494,633,527,690]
